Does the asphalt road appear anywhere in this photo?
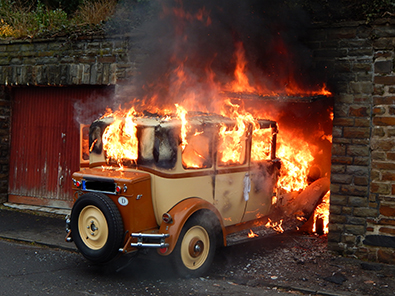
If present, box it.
[0,239,295,296]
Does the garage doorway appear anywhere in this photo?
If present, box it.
[8,86,114,208]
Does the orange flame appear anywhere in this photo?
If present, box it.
[176,104,189,151]
[312,191,330,234]
[95,36,332,231]
[248,229,258,238]
[276,131,315,193]
[265,218,284,233]
[102,108,138,166]
[230,42,256,93]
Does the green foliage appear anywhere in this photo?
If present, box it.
[0,0,70,38]
[0,0,128,38]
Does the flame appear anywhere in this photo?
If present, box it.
[251,127,274,161]
[248,229,258,238]
[176,104,189,151]
[312,191,330,234]
[102,108,139,166]
[265,218,284,233]
[276,132,315,193]
[93,30,332,234]
[230,42,256,93]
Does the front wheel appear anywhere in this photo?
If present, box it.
[70,192,124,264]
[171,214,217,278]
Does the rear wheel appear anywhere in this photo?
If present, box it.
[70,192,124,264]
[171,213,217,278]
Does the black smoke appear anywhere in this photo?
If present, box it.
[109,0,326,109]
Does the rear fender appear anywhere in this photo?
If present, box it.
[157,197,225,256]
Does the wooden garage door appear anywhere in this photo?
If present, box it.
[8,86,113,208]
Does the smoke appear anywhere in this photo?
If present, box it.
[109,0,324,111]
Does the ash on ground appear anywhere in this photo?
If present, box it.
[209,232,395,296]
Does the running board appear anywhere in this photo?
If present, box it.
[226,227,278,246]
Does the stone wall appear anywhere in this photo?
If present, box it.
[309,20,395,264]
[0,36,134,86]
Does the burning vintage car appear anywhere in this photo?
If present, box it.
[66,110,329,277]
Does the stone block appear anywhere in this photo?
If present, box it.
[344,127,370,139]
[372,106,386,115]
[347,216,366,225]
[347,145,369,156]
[372,161,395,170]
[374,76,395,85]
[330,194,348,206]
[374,60,393,74]
[371,151,386,161]
[331,164,346,174]
[337,94,354,103]
[377,249,395,264]
[346,165,369,176]
[354,176,368,186]
[328,223,344,232]
[344,224,365,235]
[349,196,368,207]
[331,174,353,184]
[349,106,369,117]
[371,138,395,151]
[332,126,343,138]
[388,128,395,137]
[379,227,395,235]
[330,204,342,215]
[354,207,378,217]
[373,116,395,126]
[350,81,374,94]
[333,118,354,126]
[379,218,395,226]
[382,171,395,181]
[328,232,342,243]
[331,143,346,155]
[354,118,370,127]
[332,157,353,165]
[371,182,391,194]
[373,96,395,105]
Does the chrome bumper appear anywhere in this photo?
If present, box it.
[119,233,169,252]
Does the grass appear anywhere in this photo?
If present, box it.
[0,0,118,39]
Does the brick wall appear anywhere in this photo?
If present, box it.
[309,20,395,264]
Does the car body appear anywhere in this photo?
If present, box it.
[66,112,280,277]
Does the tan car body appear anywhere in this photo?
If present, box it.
[69,115,279,265]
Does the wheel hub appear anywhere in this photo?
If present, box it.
[189,237,204,258]
[78,205,109,250]
[89,220,98,235]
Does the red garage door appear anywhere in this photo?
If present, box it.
[8,86,113,208]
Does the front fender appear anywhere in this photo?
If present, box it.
[157,197,225,256]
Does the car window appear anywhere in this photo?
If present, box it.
[182,129,212,169]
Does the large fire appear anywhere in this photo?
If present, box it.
[95,3,333,235]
